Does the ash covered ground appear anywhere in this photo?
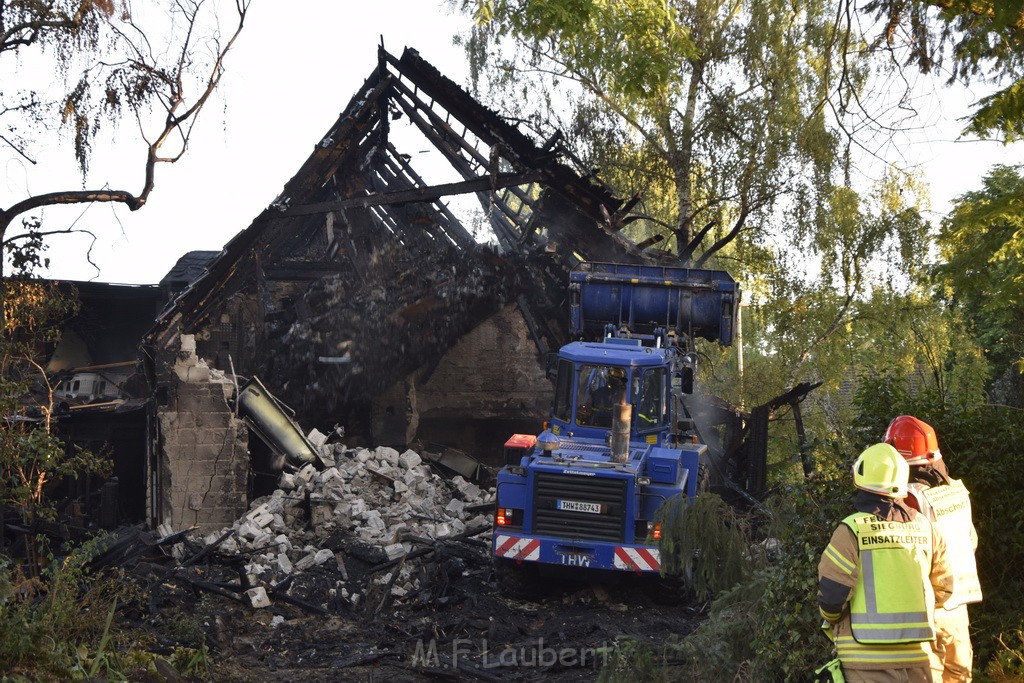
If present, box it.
[118,441,702,681]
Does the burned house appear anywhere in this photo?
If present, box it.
[142,47,668,531]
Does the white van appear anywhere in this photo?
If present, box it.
[56,372,123,402]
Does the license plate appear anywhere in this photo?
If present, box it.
[557,499,602,514]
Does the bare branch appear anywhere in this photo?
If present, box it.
[0,0,250,256]
[0,135,36,164]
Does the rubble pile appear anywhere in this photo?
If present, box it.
[83,441,703,682]
[201,442,496,609]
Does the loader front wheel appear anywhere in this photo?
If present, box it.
[494,558,537,599]
[646,571,693,606]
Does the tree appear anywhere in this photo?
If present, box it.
[0,0,250,275]
[864,0,1024,140]
[934,164,1024,376]
[0,269,110,571]
[0,278,103,514]
[456,1,950,411]
[458,0,852,265]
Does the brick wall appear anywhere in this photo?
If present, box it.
[156,333,249,532]
[414,304,552,420]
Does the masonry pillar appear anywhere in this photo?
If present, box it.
[156,334,249,531]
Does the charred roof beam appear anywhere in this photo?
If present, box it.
[370,147,464,250]
[387,48,628,220]
[384,84,535,249]
[383,143,476,250]
[363,165,442,253]
[389,80,536,208]
[277,74,395,206]
[280,172,543,218]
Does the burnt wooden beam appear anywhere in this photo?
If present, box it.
[387,86,524,248]
[389,48,628,221]
[371,148,458,248]
[265,261,350,280]
[390,81,535,208]
[280,75,395,204]
[383,143,475,248]
[363,165,443,252]
[390,79,492,170]
[280,172,543,218]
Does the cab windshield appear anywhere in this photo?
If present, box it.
[552,362,669,431]
[575,364,627,428]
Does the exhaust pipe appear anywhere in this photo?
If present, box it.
[611,400,631,463]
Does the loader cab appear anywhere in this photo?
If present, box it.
[548,341,672,444]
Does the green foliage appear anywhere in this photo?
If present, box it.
[470,0,697,102]
[672,578,767,681]
[0,277,109,525]
[934,164,1024,376]
[967,79,1024,142]
[458,0,849,264]
[862,0,1024,140]
[2,0,120,176]
[0,538,204,681]
[598,637,676,683]
[656,493,750,601]
[5,218,51,275]
[985,628,1024,682]
[750,442,852,680]
[168,644,212,680]
[0,538,121,677]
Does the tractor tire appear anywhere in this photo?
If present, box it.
[646,571,694,606]
[494,558,537,599]
[696,463,711,495]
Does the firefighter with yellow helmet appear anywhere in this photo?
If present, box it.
[817,443,953,682]
[885,416,981,682]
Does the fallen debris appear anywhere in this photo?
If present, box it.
[83,441,700,681]
[184,442,496,613]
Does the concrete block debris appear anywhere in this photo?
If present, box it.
[194,443,495,611]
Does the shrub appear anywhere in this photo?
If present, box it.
[657,492,751,601]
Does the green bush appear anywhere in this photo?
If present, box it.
[750,439,851,681]
[657,492,751,601]
[0,538,157,680]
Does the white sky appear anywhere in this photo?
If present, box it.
[4,1,1022,285]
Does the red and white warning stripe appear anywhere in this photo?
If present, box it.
[494,535,540,561]
[613,546,661,571]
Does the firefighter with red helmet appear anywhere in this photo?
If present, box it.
[885,416,982,682]
[818,443,953,682]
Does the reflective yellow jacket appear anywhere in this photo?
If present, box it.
[909,479,982,608]
[818,504,953,670]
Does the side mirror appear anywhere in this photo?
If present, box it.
[545,352,559,381]
[680,367,694,395]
